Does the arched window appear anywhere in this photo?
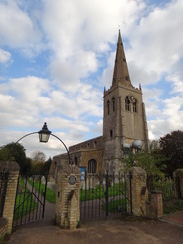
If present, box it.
[88,159,97,174]
[107,101,110,114]
[133,100,137,113]
[125,96,130,111]
[74,157,78,166]
[112,97,115,112]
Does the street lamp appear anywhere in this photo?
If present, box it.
[7,123,71,164]
[38,122,52,143]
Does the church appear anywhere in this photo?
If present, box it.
[50,30,149,175]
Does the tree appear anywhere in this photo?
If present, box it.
[0,142,32,173]
[0,146,9,160]
[159,130,183,175]
[122,150,166,178]
[31,151,46,163]
[42,157,52,174]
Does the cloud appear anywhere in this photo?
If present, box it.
[1,0,183,158]
[0,48,11,63]
[0,1,42,56]
[93,119,103,134]
[0,74,102,152]
[166,72,183,94]
[125,0,183,84]
[40,0,145,89]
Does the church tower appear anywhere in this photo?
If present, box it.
[103,30,149,173]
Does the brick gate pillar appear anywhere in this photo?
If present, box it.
[55,162,80,230]
[127,167,148,216]
[0,161,19,234]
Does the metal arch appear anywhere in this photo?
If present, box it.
[7,131,71,164]
[7,132,38,160]
[50,133,71,164]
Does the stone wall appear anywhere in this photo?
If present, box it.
[55,162,80,230]
[0,217,8,238]
[127,167,148,216]
[127,167,163,219]
[147,191,163,219]
[0,161,19,234]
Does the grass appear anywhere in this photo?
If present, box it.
[28,179,56,203]
[80,183,127,201]
[102,198,127,213]
[0,235,4,244]
[14,179,37,221]
[28,179,126,204]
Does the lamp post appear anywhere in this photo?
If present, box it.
[8,123,71,164]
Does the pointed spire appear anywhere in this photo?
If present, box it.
[112,30,132,88]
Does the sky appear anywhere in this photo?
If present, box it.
[0,0,183,159]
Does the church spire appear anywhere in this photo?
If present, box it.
[112,30,132,88]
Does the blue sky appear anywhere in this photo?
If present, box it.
[0,0,183,159]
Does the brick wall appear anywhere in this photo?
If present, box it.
[127,167,148,216]
[0,161,19,234]
[0,217,8,237]
[127,167,163,219]
[55,162,80,229]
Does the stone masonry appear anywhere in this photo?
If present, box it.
[55,162,80,230]
[127,166,163,219]
[127,167,149,216]
[0,161,19,234]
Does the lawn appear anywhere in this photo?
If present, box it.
[14,178,37,222]
[28,179,56,203]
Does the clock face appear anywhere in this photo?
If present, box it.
[129,95,134,102]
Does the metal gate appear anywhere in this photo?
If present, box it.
[0,171,9,218]
[80,172,132,220]
[13,174,48,226]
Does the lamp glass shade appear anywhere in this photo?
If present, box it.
[38,123,51,143]
[39,132,50,143]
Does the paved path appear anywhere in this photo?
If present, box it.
[6,202,183,244]
[161,210,183,227]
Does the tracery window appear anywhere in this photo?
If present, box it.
[133,100,137,113]
[74,157,78,166]
[107,100,110,115]
[110,130,113,139]
[88,159,97,174]
[112,97,115,112]
[125,96,130,111]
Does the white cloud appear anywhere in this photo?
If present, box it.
[40,0,145,89]
[93,119,103,134]
[0,1,42,56]
[0,48,11,63]
[125,0,183,85]
[1,0,183,158]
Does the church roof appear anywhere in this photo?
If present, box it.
[112,30,133,88]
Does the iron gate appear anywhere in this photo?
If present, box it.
[80,171,132,220]
[0,171,9,217]
[13,174,48,226]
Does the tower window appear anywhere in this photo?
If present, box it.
[107,100,110,114]
[88,159,97,174]
[133,100,137,113]
[110,130,113,139]
[125,97,130,111]
[112,97,115,112]
[74,157,78,166]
